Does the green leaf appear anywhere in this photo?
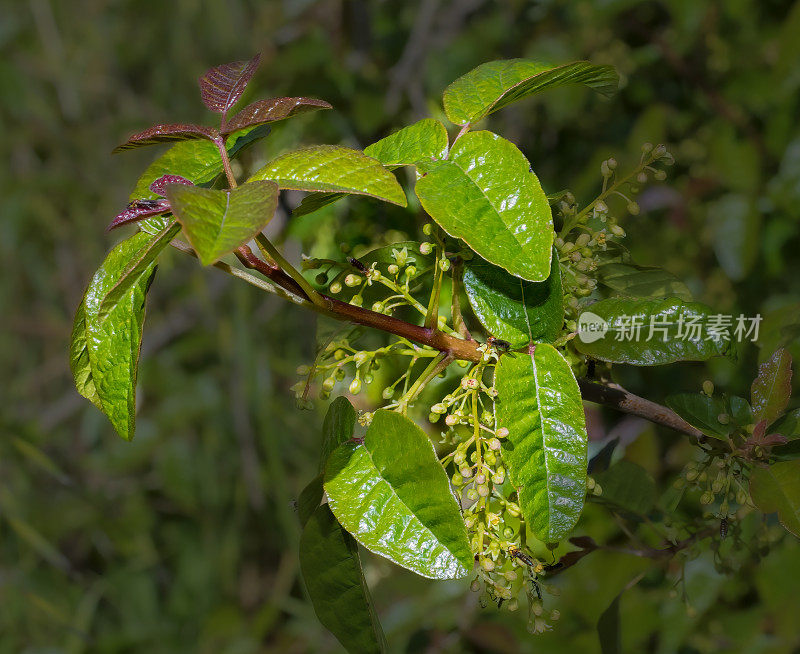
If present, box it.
[597,263,692,301]
[415,131,553,281]
[597,593,622,654]
[750,461,800,538]
[729,396,754,427]
[593,460,656,515]
[98,221,180,319]
[324,409,472,579]
[494,344,588,542]
[574,297,734,365]
[292,120,448,217]
[363,118,449,166]
[463,249,563,348]
[320,397,358,473]
[665,394,732,440]
[298,474,324,528]
[166,180,279,266]
[69,303,101,410]
[249,145,407,206]
[751,348,793,425]
[300,505,387,654]
[443,59,619,126]
[771,408,800,440]
[75,232,157,440]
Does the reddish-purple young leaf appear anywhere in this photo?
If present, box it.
[199,54,261,115]
[107,199,171,231]
[221,97,332,134]
[112,124,219,153]
[149,174,193,197]
[751,348,793,425]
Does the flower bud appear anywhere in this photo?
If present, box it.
[419,242,433,255]
[382,387,395,400]
[496,427,509,439]
[329,281,342,294]
[344,273,361,287]
[348,378,362,394]
[387,264,399,275]
[702,380,715,396]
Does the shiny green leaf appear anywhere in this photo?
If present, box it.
[751,348,793,425]
[729,396,754,427]
[98,221,180,319]
[416,131,553,281]
[665,394,732,440]
[320,396,357,473]
[750,461,800,538]
[249,145,407,206]
[598,263,692,301]
[494,344,588,542]
[324,409,472,579]
[463,249,563,347]
[74,232,157,440]
[364,118,449,166]
[574,297,734,365]
[293,120,447,217]
[299,505,386,654]
[166,180,279,266]
[593,460,656,515]
[69,303,101,410]
[443,59,619,126]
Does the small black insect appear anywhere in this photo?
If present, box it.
[720,517,728,540]
[487,336,512,353]
[508,546,535,568]
[347,257,368,273]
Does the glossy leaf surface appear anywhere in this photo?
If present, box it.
[665,394,732,440]
[98,221,180,319]
[415,131,553,281]
[494,344,588,542]
[249,145,406,206]
[165,181,279,265]
[363,118,449,166]
[751,348,792,425]
[574,297,733,365]
[72,233,157,440]
[771,409,800,440]
[149,174,193,197]
[324,410,472,579]
[443,59,619,126]
[464,249,563,347]
[293,120,448,217]
[320,396,357,473]
[223,97,331,134]
[199,53,261,114]
[750,461,800,538]
[598,263,692,301]
[300,505,387,653]
[113,124,218,153]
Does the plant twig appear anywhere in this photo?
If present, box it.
[183,238,703,439]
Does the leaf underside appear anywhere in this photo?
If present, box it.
[199,53,261,114]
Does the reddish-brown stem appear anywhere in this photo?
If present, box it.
[222,244,703,439]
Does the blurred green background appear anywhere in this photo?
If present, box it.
[2,0,800,652]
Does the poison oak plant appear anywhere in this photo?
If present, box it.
[70,54,799,649]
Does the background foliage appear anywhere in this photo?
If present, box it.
[2,0,799,652]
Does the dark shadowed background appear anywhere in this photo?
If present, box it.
[2,1,799,652]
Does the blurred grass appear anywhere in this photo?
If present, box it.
[2,0,800,652]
